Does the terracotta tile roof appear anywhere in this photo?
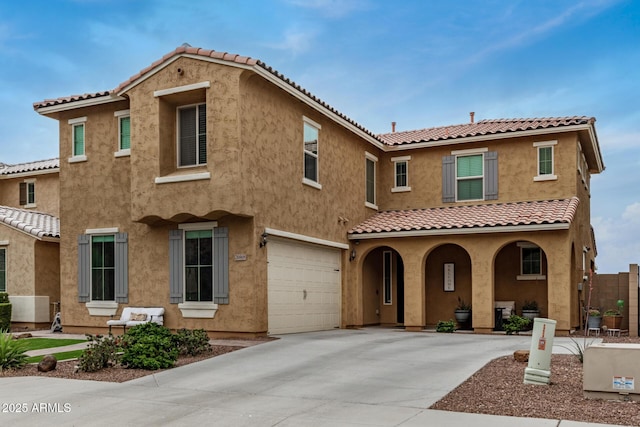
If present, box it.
[378,117,596,146]
[0,206,60,239]
[0,158,59,175]
[349,198,580,237]
[32,45,380,141]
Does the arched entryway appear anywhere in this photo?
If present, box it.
[494,240,549,318]
[362,246,405,326]
[425,243,472,329]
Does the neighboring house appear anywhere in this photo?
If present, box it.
[0,159,60,328]
[33,45,603,336]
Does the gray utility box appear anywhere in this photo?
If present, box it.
[584,343,640,401]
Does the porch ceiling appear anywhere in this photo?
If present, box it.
[348,197,579,239]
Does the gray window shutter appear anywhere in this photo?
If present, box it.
[115,233,128,303]
[19,182,27,205]
[484,151,498,200]
[442,156,455,203]
[78,234,90,302]
[214,227,229,304]
[169,229,183,303]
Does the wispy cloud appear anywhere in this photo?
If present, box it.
[264,26,319,55]
[592,199,640,273]
[284,0,370,19]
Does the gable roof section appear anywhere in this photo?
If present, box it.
[0,206,60,241]
[33,45,383,148]
[348,198,579,239]
[0,158,59,177]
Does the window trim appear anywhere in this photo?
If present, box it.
[68,117,87,162]
[115,109,131,157]
[89,233,116,302]
[391,156,411,192]
[517,242,546,280]
[533,140,557,181]
[365,151,378,209]
[302,116,322,189]
[176,103,207,168]
[177,222,219,316]
[454,152,485,202]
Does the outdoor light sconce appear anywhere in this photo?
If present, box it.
[259,231,268,248]
[349,248,356,262]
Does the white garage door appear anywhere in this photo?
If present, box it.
[267,238,341,334]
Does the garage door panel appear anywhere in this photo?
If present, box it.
[268,239,341,335]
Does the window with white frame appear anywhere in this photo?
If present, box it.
[577,143,589,190]
[534,140,557,181]
[184,228,214,302]
[115,110,131,156]
[68,117,87,161]
[0,247,6,292]
[383,251,392,305]
[19,179,36,207]
[392,156,411,192]
[365,152,378,208]
[456,153,483,201]
[178,103,207,167]
[91,235,115,301]
[303,117,321,188]
[517,242,545,279]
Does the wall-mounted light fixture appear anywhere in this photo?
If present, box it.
[349,248,356,261]
[259,231,268,248]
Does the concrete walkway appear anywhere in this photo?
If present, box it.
[0,328,626,427]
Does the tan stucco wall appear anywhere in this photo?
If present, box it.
[0,172,59,216]
[0,226,35,296]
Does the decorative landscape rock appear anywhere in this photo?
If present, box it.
[513,350,529,362]
[37,355,58,372]
[13,332,32,339]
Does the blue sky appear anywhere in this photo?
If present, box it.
[0,0,638,273]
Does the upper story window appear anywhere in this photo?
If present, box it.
[114,110,131,157]
[19,179,36,208]
[0,247,6,292]
[68,116,87,163]
[442,148,497,203]
[577,142,590,191]
[533,140,557,181]
[391,156,411,192]
[456,154,483,201]
[303,117,321,189]
[178,104,207,167]
[365,152,378,209]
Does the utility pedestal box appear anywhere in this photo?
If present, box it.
[584,343,640,401]
[524,318,556,385]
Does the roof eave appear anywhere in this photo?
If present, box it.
[0,167,60,179]
[348,222,571,240]
[35,94,126,115]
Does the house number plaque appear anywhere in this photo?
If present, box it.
[444,263,455,292]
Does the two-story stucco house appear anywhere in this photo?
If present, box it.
[0,158,60,328]
[34,45,603,336]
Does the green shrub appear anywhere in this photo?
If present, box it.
[120,323,178,370]
[502,315,531,335]
[0,329,27,371]
[0,293,11,331]
[77,334,121,372]
[436,320,456,333]
[175,328,211,356]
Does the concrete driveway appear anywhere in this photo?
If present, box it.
[0,328,604,426]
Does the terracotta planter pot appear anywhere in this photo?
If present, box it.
[602,315,622,329]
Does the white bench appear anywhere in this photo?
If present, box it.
[106,307,164,334]
[494,301,515,320]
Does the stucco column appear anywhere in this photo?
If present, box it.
[547,259,572,335]
[402,252,425,331]
[470,249,494,334]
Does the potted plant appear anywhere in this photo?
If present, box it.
[587,309,601,329]
[454,297,471,325]
[521,300,540,320]
[602,305,623,330]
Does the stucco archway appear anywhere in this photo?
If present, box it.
[361,246,405,326]
[425,243,471,328]
[494,240,549,318]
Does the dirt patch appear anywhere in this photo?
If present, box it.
[431,335,640,426]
